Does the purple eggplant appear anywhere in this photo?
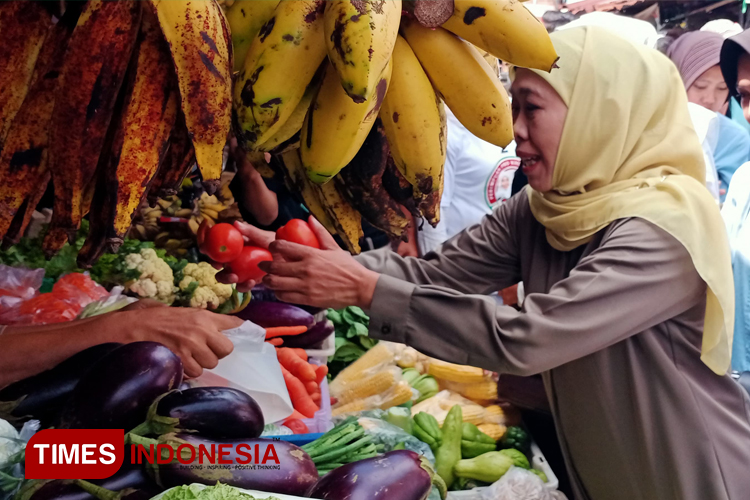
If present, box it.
[129,433,317,496]
[250,285,323,315]
[22,464,159,500]
[306,450,447,500]
[58,342,183,431]
[235,300,315,329]
[129,387,264,438]
[281,319,334,349]
[0,343,122,426]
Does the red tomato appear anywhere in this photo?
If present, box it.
[283,418,309,434]
[203,223,244,263]
[226,246,273,283]
[276,219,320,249]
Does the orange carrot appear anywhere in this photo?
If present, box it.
[315,365,328,385]
[290,348,308,361]
[277,347,317,382]
[304,380,319,395]
[280,365,319,418]
[265,325,308,339]
[288,409,308,420]
[267,338,283,346]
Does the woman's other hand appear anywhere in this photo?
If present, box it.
[259,216,380,310]
[214,220,276,292]
[115,307,241,378]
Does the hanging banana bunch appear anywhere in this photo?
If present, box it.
[230,0,556,253]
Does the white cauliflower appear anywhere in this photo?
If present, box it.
[179,262,233,309]
[124,248,176,304]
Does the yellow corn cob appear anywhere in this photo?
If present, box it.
[482,405,505,425]
[331,380,414,417]
[428,359,486,384]
[460,405,486,426]
[378,381,413,410]
[330,343,394,395]
[477,423,507,441]
[333,366,401,406]
[462,381,498,401]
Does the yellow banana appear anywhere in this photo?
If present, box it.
[234,0,327,150]
[0,9,76,240]
[0,1,51,148]
[275,149,362,253]
[323,0,401,102]
[379,35,446,226]
[175,208,194,218]
[335,121,409,240]
[45,0,141,255]
[149,0,232,195]
[442,0,557,71]
[401,21,512,148]
[201,203,227,212]
[256,63,325,152]
[188,217,200,234]
[301,60,392,184]
[202,208,220,219]
[226,0,280,71]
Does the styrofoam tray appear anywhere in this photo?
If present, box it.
[446,441,559,499]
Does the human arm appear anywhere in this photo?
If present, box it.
[362,219,705,376]
[0,303,241,388]
[229,140,278,227]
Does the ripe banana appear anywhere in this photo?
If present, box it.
[3,171,51,247]
[256,63,325,153]
[335,121,409,240]
[107,9,180,253]
[45,0,141,255]
[234,0,327,149]
[302,60,392,184]
[0,1,51,149]
[323,0,401,103]
[274,149,362,253]
[0,9,76,240]
[226,0,280,72]
[148,117,195,202]
[442,0,558,72]
[379,35,446,227]
[401,20,512,149]
[149,0,232,195]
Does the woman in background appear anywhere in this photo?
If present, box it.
[668,30,750,201]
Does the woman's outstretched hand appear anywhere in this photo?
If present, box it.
[215,221,276,292]
[259,216,379,310]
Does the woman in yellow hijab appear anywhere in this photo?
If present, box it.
[236,27,750,498]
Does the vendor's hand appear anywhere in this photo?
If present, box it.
[113,307,241,378]
[259,216,379,310]
[214,220,276,292]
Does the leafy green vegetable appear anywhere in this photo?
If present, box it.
[0,220,90,281]
[160,484,204,500]
[327,306,376,379]
[346,322,369,338]
[159,483,281,500]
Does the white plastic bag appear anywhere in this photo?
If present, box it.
[192,321,294,423]
[481,467,568,500]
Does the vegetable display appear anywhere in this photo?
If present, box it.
[305,450,447,500]
[58,342,183,430]
[129,387,264,439]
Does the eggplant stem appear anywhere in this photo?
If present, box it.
[73,480,119,500]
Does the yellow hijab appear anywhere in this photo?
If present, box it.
[525,27,734,375]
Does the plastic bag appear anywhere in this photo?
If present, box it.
[481,467,568,500]
[76,286,138,319]
[1,419,39,500]
[0,272,108,325]
[352,414,435,463]
[192,321,294,424]
[0,265,44,305]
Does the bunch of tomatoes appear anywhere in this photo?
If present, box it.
[197,219,320,283]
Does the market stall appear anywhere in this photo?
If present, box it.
[0,0,566,498]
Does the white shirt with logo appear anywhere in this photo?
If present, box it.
[418,108,520,255]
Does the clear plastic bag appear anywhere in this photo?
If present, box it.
[480,467,568,500]
[76,286,138,319]
[1,419,39,500]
